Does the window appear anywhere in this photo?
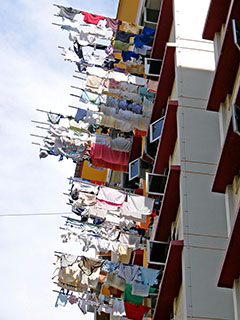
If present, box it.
[145,58,163,78]
[232,19,240,51]
[146,172,167,196]
[232,104,240,136]
[150,116,165,142]
[120,172,140,190]
[143,7,159,27]
[147,240,169,266]
[128,157,153,181]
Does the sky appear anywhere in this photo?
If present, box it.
[0,0,118,319]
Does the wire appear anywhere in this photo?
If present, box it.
[0,212,73,217]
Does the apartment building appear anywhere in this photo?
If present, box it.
[65,0,240,319]
[202,1,240,319]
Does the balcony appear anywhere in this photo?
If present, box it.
[203,0,232,40]
[218,202,240,288]
[150,44,176,123]
[150,0,174,59]
[205,0,240,111]
[153,100,178,174]
[153,165,181,242]
[152,240,184,320]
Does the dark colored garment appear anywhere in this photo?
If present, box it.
[78,256,103,276]
[57,5,81,20]
[121,51,140,62]
[73,41,83,59]
[75,61,86,73]
[106,17,122,31]
[102,58,120,70]
[143,26,155,36]
[89,124,99,133]
[115,30,135,43]
[124,302,150,320]
[114,66,126,73]
[134,34,153,48]
[74,108,87,122]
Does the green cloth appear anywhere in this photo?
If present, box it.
[124,284,156,305]
[113,40,130,52]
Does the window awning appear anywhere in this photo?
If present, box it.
[150,45,176,123]
[218,203,240,288]
[154,165,181,242]
[150,0,173,59]
[153,100,178,174]
[206,0,240,111]
[202,0,231,40]
[152,240,184,320]
[212,118,240,193]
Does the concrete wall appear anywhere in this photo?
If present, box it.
[174,0,234,318]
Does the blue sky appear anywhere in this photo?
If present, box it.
[0,0,118,319]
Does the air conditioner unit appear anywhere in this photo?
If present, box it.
[146,172,167,196]
[145,58,163,78]
[149,116,165,143]
[128,157,153,181]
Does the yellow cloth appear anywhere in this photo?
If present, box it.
[117,244,132,264]
[125,61,145,75]
[120,21,144,34]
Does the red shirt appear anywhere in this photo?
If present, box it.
[124,302,150,320]
[81,12,105,25]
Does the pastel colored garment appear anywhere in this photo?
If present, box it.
[101,260,120,273]
[68,294,78,304]
[115,30,135,43]
[139,266,161,286]
[74,108,87,121]
[139,87,155,103]
[124,301,150,320]
[118,264,141,284]
[124,283,144,305]
[110,137,131,152]
[119,232,141,249]
[147,79,158,93]
[112,299,126,317]
[105,272,126,291]
[97,186,126,206]
[117,246,132,264]
[131,282,151,297]
[55,291,68,307]
[106,17,122,31]
[81,12,105,25]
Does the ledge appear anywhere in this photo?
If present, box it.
[150,45,176,123]
[153,240,184,320]
[151,0,173,59]
[203,0,231,40]
[206,0,240,111]
[154,165,181,242]
[153,100,178,174]
[218,203,240,288]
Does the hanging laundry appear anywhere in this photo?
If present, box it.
[124,283,144,305]
[97,185,126,206]
[47,112,64,124]
[56,5,81,20]
[143,26,156,36]
[78,256,103,276]
[134,34,153,48]
[113,40,130,51]
[115,30,135,43]
[126,194,155,216]
[112,299,126,317]
[121,50,140,62]
[74,108,87,121]
[120,21,144,34]
[55,289,68,307]
[81,12,105,25]
[139,266,161,286]
[118,263,141,284]
[106,17,122,31]
[124,301,150,320]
